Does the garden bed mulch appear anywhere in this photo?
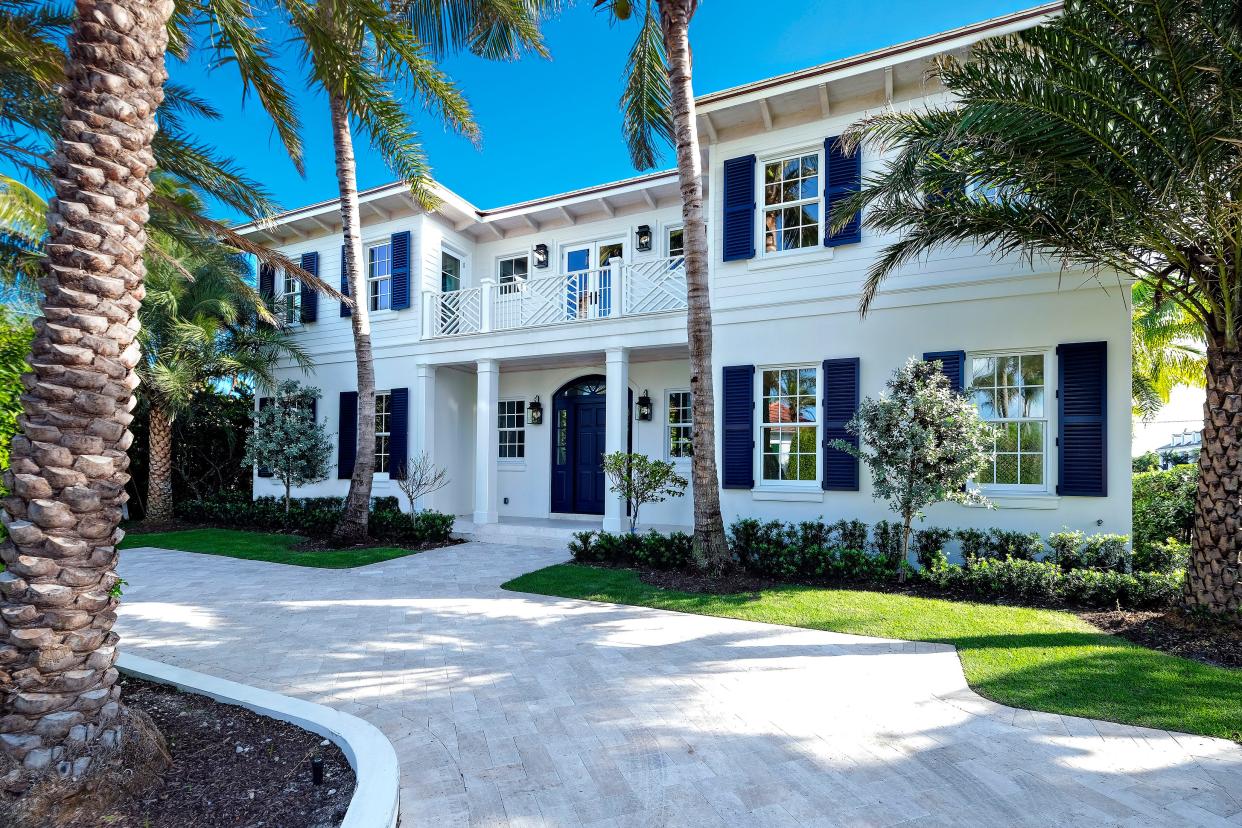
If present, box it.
[291,535,464,553]
[1079,609,1242,669]
[77,677,354,828]
[631,566,1240,670]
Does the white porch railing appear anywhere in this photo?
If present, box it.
[422,257,687,339]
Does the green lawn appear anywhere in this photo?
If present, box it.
[504,564,1242,741]
[120,528,421,569]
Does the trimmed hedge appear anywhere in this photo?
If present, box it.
[175,493,454,544]
[919,558,1183,609]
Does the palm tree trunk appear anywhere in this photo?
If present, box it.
[658,0,730,573]
[1184,342,1242,616]
[0,0,172,810]
[145,406,174,523]
[329,92,375,544]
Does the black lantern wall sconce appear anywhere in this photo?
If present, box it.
[533,243,549,269]
[527,396,544,425]
[636,390,653,421]
[636,225,653,252]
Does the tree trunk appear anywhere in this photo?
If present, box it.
[329,92,375,544]
[145,406,173,523]
[658,0,731,574]
[899,517,912,584]
[1184,342,1242,617]
[0,0,173,813]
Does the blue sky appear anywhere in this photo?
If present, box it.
[170,1,1032,221]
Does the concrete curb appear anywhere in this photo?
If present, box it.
[117,653,399,828]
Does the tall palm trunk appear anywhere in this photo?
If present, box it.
[330,92,376,544]
[1185,341,1242,615]
[0,0,172,810]
[145,406,174,523]
[658,0,730,572]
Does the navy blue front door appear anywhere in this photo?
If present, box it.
[570,397,606,514]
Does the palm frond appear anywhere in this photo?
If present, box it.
[618,2,673,170]
[401,0,560,61]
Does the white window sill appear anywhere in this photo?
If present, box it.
[498,461,526,471]
[746,247,833,273]
[752,487,824,503]
[969,492,1060,510]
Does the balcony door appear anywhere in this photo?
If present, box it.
[563,238,624,320]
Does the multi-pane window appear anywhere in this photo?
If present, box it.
[763,153,820,254]
[498,399,526,459]
[667,226,685,258]
[498,254,528,297]
[969,352,1047,487]
[667,390,692,459]
[760,367,818,482]
[441,250,462,292]
[368,241,392,311]
[374,391,391,474]
[281,270,301,324]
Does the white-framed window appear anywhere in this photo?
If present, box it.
[280,269,301,324]
[441,249,462,293]
[367,241,392,311]
[969,351,1049,489]
[375,391,391,474]
[666,225,685,259]
[666,389,692,459]
[760,366,818,483]
[497,253,529,297]
[498,399,526,460]
[762,151,820,254]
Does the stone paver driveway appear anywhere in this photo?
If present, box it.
[116,542,1242,827]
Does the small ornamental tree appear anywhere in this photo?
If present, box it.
[243,381,332,514]
[602,452,688,533]
[834,358,993,581]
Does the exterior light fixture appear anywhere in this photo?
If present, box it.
[527,395,544,425]
[533,243,549,269]
[636,390,653,421]
[636,225,653,252]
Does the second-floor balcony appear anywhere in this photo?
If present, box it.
[422,256,688,339]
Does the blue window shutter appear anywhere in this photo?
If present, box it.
[824,136,862,247]
[388,388,409,480]
[1057,341,1108,496]
[822,358,860,491]
[339,244,352,318]
[299,252,319,323]
[722,365,755,489]
[722,155,756,262]
[923,350,967,393]
[256,397,273,477]
[390,231,411,310]
[258,264,275,303]
[338,391,358,479]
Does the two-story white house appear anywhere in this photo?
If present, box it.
[237,3,1132,547]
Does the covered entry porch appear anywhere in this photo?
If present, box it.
[413,345,694,535]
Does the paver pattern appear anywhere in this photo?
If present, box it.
[116,542,1242,827]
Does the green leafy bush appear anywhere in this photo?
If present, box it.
[830,519,868,552]
[987,529,1044,561]
[1079,533,1132,573]
[1047,530,1086,571]
[912,527,953,571]
[1134,537,1189,575]
[871,520,903,567]
[954,528,990,565]
[635,531,694,570]
[567,530,691,571]
[1132,466,1196,557]
[918,557,1180,609]
[175,494,453,544]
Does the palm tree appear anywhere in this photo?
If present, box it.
[834,0,1242,618]
[1132,282,1204,422]
[599,0,730,572]
[139,199,311,523]
[0,0,343,812]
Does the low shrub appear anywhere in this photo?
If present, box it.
[635,531,694,570]
[1134,537,1190,575]
[1047,530,1086,571]
[987,529,1044,561]
[871,520,904,567]
[912,527,953,571]
[568,530,692,571]
[830,519,868,552]
[175,494,454,545]
[917,557,1181,609]
[1079,533,1132,573]
[954,528,990,566]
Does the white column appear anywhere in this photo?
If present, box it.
[421,290,434,338]
[608,257,625,318]
[413,364,436,511]
[480,277,495,333]
[473,358,500,525]
[603,347,630,533]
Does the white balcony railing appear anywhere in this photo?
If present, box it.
[422,256,687,339]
